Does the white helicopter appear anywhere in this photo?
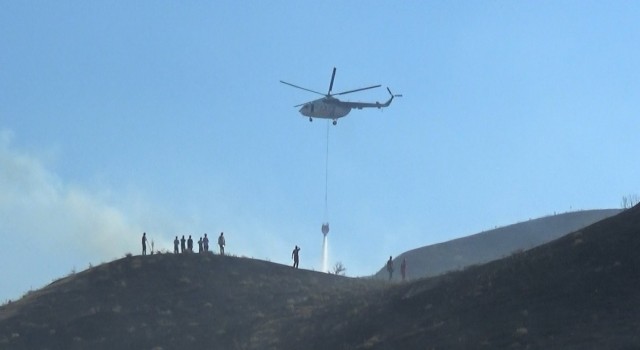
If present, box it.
[281,67,401,125]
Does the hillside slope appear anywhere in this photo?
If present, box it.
[374,209,621,281]
[1,206,638,349]
[0,254,381,349]
[339,206,640,349]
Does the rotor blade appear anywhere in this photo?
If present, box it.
[333,84,382,96]
[280,80,326,96]
[328,67,336,95]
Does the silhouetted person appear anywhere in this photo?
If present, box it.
[187,235,193,253]
[174,236,179,254]
[292,245,301,268]
[218,232,225,255]
[203,233,209,252]
[142,232,148,255]
[401,258,407,281]
[198,237,203,253]
[180,235,186,253]
[386,256,394,281]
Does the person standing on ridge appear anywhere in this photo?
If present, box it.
[386,256,394,281]
[203,233,209,252]
[187,235,193,253]
[401,258,407,281]
[198,237,203,253]
[292,245,301,268]
[218,232,225,255]
[174,236,179,254]
[142,232,148,255]
[180,235,186,254]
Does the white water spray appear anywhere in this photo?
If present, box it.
[322,235,329,272]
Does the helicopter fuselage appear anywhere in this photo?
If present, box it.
[299,97,351,120]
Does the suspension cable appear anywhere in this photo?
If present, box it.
[324,120,330,221]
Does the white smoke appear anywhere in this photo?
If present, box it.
[0,129,167,301]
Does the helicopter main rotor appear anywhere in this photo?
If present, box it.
[280,67,381,105]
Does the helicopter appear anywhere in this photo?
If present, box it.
[281,67,401,125]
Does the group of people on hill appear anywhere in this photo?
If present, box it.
[141,232,226,256]
[173,232,226,255]
[142,232,303,269]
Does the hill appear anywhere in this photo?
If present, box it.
[374,209,621,281]
[356,205,640,349]
[1,206,639,349]
[0,253,382,349]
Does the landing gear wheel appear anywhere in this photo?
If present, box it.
[309,117,313,122]
[332,120,337,125]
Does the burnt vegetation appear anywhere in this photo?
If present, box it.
[1,205,640,349]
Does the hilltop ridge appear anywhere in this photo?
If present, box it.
[375,209,621,281]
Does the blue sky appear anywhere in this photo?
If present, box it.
[1,1,639,302]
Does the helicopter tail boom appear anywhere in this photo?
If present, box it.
[344,87,402,110]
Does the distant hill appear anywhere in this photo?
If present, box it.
[374,209,621,281]
[355,205,640,349]
[1,206,638,349]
